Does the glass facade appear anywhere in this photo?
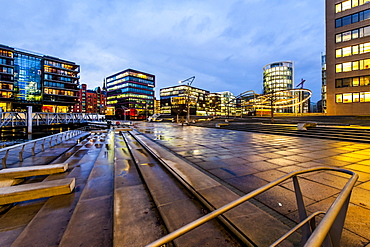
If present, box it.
[0,44,80,112]
[263,61,294,113]
[160,85,210,116]
[106,69,155,120]
[14,53,42,103]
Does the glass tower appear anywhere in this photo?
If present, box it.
[106,69,155,120]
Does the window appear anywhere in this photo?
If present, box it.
[343,31,352,41]
[336,64,342,73]
[353,93,360,102]
[343,93,353,103]
[353,77,360,86]
[336,94,343,103]
[352,29,359,39]
[365,92,370,102]
[343,46,352,56]
[353,61,359,70]
[343,62,352,72]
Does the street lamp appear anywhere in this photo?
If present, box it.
[178,76,195,124]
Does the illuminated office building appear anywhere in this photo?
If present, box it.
[160,85,209,116]
[105,69,154,120]
[0,44,80,112]
[263,61,294,113]
[326,0,370,115]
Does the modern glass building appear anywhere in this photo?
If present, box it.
[0,44,80,112]
[263,61,294,113]
[105,68,155,120]
[326,0,370,115]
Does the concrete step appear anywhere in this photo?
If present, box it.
[113,132,167,247]
[0,178,75,205]
[0,163,68,179]
[58,131,114,247]
[1,133,106,247]
[124,132,240,246]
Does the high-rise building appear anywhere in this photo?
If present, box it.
[326,0,370,115]
[0,44,80,112]
[263,61,294,113]
[105,69,155,120]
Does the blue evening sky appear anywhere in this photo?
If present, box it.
[0,0,325,102]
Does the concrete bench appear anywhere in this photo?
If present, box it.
[215,123,229,127]
[0,164,68,179]
[0,177,75,205]
[297,122,317,130]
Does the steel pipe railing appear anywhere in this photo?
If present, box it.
[0,130,84,168]
[146,167,358,247]
[0,112,104,128]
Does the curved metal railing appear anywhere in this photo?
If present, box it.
[0,130,84,168]
[146,167,358,247]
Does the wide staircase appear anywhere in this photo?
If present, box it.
[0,128,357,246]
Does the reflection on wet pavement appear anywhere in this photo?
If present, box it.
[134,121,370,246]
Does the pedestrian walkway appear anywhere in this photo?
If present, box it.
[134,122,370,247]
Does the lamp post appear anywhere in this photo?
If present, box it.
[178,76,195,124]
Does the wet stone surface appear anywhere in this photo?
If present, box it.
[135,122,370,246]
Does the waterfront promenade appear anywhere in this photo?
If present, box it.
[134,121,370,246]
[0,120,369,246]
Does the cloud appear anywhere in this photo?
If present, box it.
[0,0,324,101]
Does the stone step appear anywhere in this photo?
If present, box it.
[123,132,239,246]
[0,178,75,205]
[0,163,68,179]
[8,134,107,247]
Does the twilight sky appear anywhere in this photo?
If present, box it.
[0,0,325,102]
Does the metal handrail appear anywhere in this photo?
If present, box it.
[146,167,358,247]
[0,130,84,168]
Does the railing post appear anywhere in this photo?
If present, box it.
[2,150,9,168]
[42,139,46,152]
[19,145,25,162]
[32,141,36,155]
[327,193,351,247]
[292,175,311,244]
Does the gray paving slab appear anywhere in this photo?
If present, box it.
[133,122,370,246]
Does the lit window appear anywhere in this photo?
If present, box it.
[336,64,342,73]
[353,0,359,7]
[360,92,365,102]
[343,46,352,56]
[336,49,342,58]
[352,29,359,39]
[363,59,370,69]
[336,3,342,13]
[336,94,343,103]
[343,93,353,103]
[343,62,352,72]
[353,77,360,86]
[353,93,360,102]
[342,0,351,11]
[336,34,342,43]
[353,45,359,54]
[343,31,352,41]
[353,61,359,70]
[365,92,370,102]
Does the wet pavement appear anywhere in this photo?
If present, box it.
[134,122,370,247]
